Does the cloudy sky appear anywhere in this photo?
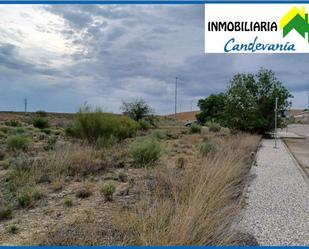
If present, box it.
[0,4,308,114]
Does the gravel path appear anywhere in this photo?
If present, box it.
[240,139,309,245]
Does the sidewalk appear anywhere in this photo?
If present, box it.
[239,139,309,245]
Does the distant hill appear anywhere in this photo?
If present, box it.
[165,111,199,121]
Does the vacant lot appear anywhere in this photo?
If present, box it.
[284,124,309,177]
[0,112,259,245]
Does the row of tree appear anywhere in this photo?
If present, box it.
[196,68,292,134]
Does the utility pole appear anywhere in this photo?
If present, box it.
[274,97,278,149]
[174,77,178,121]
[190,100,193,112]
[24,98,28,113]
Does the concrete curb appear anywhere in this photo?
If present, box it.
[282,139,309,186]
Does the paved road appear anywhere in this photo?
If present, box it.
[284,124,309,177]
[240,139,309,245]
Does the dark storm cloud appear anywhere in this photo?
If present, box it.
[0,43,62,77]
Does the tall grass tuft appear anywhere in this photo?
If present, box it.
[115,134,259,245]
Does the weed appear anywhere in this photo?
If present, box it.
[151,130,167,140]
[117,170,127,182]
[197,139,218,157]
[96,135,116,148]
[7,225,18,234]
[4,120,21,127]
[175,157,186,169]
[101,182,116,201]
[36,110,47,117]
[76,184,92,199]
[17,188,33,208]
[208,122,221,132]
[8,127,26,135]
[129,138,162,167]
[64,198,73,207]
[7,135,32,151]
[189,124,201,134]
[41,128,52,135]
[0,205,13,220]
[138,119,151,131]
[33,118,49,129]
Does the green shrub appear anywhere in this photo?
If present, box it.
[76,185,92,199]
[65,123,81,138]
[151,130,167,140]
[4,120,21,127]
[33,118,49,129]
[130,138,162,167]
[17,189,32,208]
[197,139,218,157]
[8,127,25,136]
[7,225,18,234]
[117,170,127,182]
[36,110,47,117]
[208,122,221,132]
[72,108,138,143]
[138,119,151,131]
[7,135,31,151]
[0,125,9,134]
[45,136,57,150]
[64,198,73,207]
[41,128,51,135]
[190,124,202,134]
[101,182,116,201]
[0,205,13,220]
[96,135,116,148]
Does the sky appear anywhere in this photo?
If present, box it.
[0,5,308,114]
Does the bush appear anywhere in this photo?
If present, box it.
[190,124,201,134]
[7,135,31,151]
[72,107,138,143]
[65,123,81,138]
[4,120,21,127]
[208,122,221,132]
[151,130,167,140]
[117,170,127,182]
[8,127,25,136]
[41,128,51,135]
[17,189,32,208]
[33,118,49,129]
[101,182,116,201]
[138,119,151,131]
[36,110,47,117]
[130,138,162,167]
[96,135,116,148]
[0,205,13,220]
[76,184,92,199]
[64,198,73,207]
[197,139,218,157]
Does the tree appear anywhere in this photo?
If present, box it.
[197,68,292,134]
[121,98,152,121]
[225,68,292,133]
[196,93,226,124]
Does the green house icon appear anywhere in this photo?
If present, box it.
[283,13,309,42]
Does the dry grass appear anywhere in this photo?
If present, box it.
[4,143,106,199]
[115,134,260,245]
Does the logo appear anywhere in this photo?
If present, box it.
[280,6,309,43]
[205,4,309,53]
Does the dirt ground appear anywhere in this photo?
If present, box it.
[283,124,309,177]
